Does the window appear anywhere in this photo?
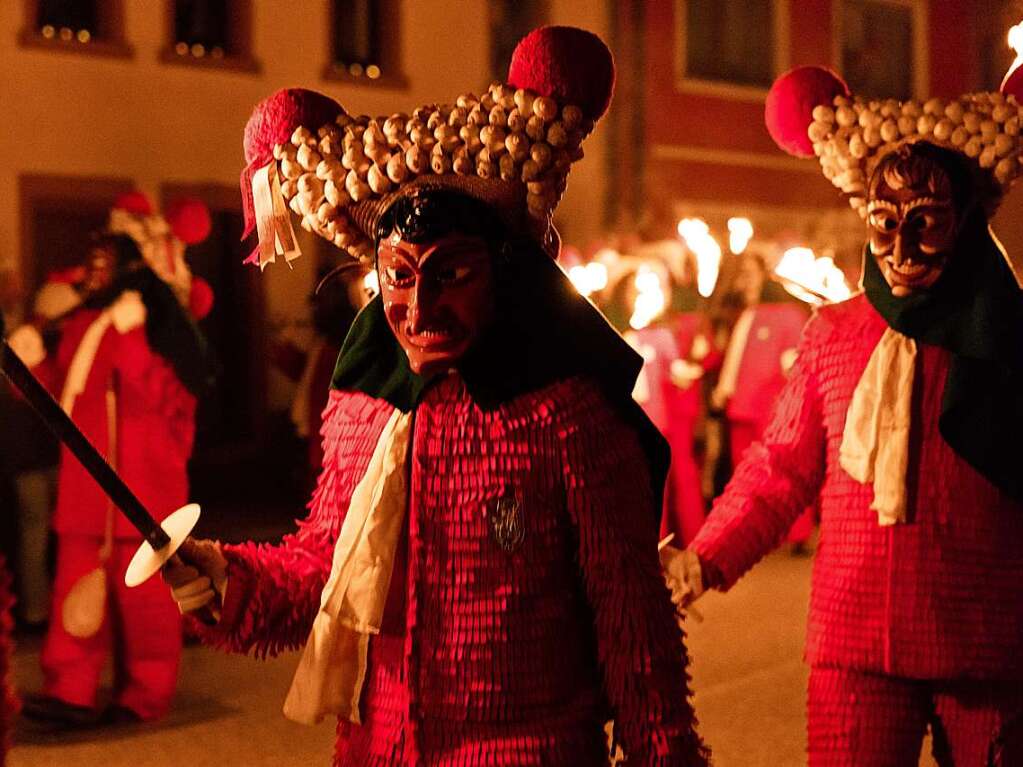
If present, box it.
[838,0,923,100]
[489,1,548,82]
[162,0,258,72]
[679,0,778,90]
[325,0,404,85]
[20,0,131,58]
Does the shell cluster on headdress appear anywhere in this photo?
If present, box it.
[273,80,594,263]
[808,90,1023,216]
[766,65,1023,218]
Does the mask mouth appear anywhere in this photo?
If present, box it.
[403,322,464,350]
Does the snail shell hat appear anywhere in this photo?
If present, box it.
[239,26,615,269]
[765,64,1023,286]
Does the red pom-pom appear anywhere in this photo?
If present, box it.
[166,198,212,245]
[765,66,849,157]
[244,88,344,166]
[113,191,154,216]
[189,277,215,320]
[508,26,615,122]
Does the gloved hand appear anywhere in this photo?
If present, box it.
[109,290,147,333]
[7,324,45,367]
[163,537,228,617]
[659,544,705,612]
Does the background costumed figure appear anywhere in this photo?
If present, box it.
[9,192,216,728]
[164,26,709,766]
[662,62,1023,765]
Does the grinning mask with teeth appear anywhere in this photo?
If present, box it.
[866,142,965,297]
[374,190,502,377]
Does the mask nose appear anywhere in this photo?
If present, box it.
[406,281,437,335]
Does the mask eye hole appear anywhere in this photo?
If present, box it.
[869,210,899,233]
[384,265,415,288]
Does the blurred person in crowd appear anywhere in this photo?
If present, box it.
[9,193,215,729]
[1,270,81,631]
[164,27,708,765]
[611,246,719,546]
[665,66,1023,765]
[273,263,376,490]
[710,251,814,552]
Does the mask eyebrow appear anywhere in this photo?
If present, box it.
[866,200,898,216]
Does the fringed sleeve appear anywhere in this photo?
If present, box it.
[188,391,391,658]
[690,313,828,589]
[560,382,709,766]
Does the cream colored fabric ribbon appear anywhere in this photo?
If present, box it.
[252,163,301,271]
[283,408,412,725]
[839,327,917,526]
[60,311,113,414]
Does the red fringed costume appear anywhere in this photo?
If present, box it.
[179,25,708,767]
[680,63,1023,765]
[198,379,703,765]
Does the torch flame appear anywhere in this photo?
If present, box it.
[629,264,667,330]
[568,261,609,297]
[727,217,754,255]
[773,247,852,305]
[1002,21,1023,96]
[1010,21,1023,60]
[677,218,722,298]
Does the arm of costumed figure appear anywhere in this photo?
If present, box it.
[562,382,710,766]
[186,392,389,657]
[689,314,827,590]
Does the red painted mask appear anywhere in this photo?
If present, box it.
[867,151,958,297]
[377,232,495,377]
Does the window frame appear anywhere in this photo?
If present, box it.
[321,0,407,89]
[159,0,261,74]
[673,0,791,101]
[831,0,929,101]
[18,0,134,60]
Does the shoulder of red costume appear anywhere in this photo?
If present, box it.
[515,375,623,433]
[322,388,395,426]
[801,292,886,348]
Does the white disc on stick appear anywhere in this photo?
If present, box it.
[124,503,201,587]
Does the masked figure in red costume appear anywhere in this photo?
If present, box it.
[663,63,1023,766]
[11,193,216,728]
[164,27,708,767]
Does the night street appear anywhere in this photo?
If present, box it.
[6,547,941,767]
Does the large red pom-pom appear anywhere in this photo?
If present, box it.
[765,66,849,157]
[166,198,212,245]
[113,191,154,216]
[508,26,615,122]
[244,88,344,166]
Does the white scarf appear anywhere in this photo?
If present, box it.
[283,408,412,725]
[839,327,917,525]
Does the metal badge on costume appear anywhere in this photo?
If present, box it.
[488,495,525,552]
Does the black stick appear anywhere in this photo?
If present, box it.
[0,327,171,551]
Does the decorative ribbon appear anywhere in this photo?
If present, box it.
[284,408,412,725]
[840,327,917,526]
[60,311,113,414]
[252,162,301,271]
